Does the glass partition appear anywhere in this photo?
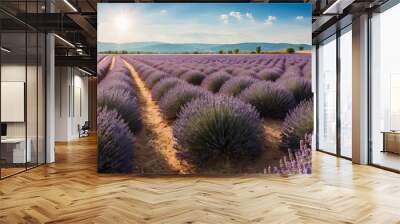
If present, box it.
[0,1,46,179]
[1,31,28,177]
[317,35,337,154]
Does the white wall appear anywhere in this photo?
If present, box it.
[54,67,89,141]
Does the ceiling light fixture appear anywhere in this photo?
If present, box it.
[322,0,355,15]
[78,67,93,76]
[63,0,78,12]
[1,47,11,53]
[54,34,75,48]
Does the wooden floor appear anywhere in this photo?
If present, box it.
[1,136,400,223]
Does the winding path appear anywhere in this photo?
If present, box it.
[123,60,193,174]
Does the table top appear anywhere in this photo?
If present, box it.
[1,138,29,143]
[381,131,400,134]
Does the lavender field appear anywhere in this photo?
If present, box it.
[97,54,313,175]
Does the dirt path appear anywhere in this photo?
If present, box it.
[123,60,193,174]
[109,56,116,70]
[261,119,286,166]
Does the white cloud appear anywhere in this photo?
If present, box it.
[265,16,277,25]
[229,11,242,20]
[221,12,254,23]
[160,9,167,14]
[220,14,229,24]
[296,16,304,20]
[245,13,255,22]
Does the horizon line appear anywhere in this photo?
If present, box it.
[99,41,311,45]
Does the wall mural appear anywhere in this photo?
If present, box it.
[97,3,313,175]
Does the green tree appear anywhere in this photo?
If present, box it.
[299,46,304,51]
[228,50,233,54]
[286,48,295,54]
[234,49,240,54]
[256,46,262,54]
[219,50,224,54]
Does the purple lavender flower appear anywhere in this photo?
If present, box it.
[97,88,142,134]
[97,106,134,173]
[281,99,313,151]
[266,134,312,175]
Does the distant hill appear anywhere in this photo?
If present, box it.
[98,41,311,53]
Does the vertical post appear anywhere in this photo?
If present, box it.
[46,1,55,163]
[336,28,341,157]
[0,22,2,179]
[352,14,369,164]
[312,45,318,151]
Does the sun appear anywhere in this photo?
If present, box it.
[114,14,130,32]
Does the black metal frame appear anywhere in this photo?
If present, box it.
[0,0,47,180]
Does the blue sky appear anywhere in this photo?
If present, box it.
[98,3,311,44]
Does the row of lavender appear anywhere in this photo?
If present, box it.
[123,55,313,173]
[123,55,313,147]
[125,55,312,118]
[97,56,142,173]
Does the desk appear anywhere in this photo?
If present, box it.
[1,138,31,163]
[382,131,400,154]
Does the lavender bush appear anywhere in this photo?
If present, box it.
[144,71,170,88]
[159,84,209,120]
[280,99,313,151]
[257,68,281,81]
[97,87,142,134]
[181,70,206,85]
[98,78,136,98]
[97,106,134,173]
[173,95,264,167]
[219,76,258,97]
[97,56,112,82]
[236,69,258,78]
[279,77,313,103]
[201,72,231,93]
[239,82,296,119]
[151,77,185,101]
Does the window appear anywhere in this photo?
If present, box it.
[370,3,400,171]
[339,27,352,158]
[317,35,337,154]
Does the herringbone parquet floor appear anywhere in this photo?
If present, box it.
[1,136,399,224]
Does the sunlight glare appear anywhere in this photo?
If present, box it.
[114,14,130,32]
